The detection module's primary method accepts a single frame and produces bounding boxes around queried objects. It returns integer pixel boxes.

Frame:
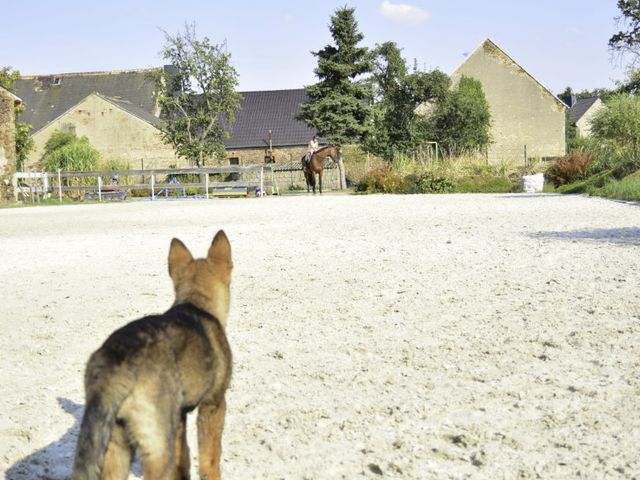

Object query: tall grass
[596,173,640,201]
[355,153,524,194]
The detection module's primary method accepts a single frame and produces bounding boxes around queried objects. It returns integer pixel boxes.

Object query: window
[51,77,61,86]
[229,157,240,165]
[264,155,275,164]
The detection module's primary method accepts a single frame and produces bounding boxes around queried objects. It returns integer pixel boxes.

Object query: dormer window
[51,77,61,86]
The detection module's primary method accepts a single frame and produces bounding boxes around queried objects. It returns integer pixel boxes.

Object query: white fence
[13,165,280,203]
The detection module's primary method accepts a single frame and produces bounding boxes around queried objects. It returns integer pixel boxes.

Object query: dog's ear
[208,230,232,268]
[168,238,193,280]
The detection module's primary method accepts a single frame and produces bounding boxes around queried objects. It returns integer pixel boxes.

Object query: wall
[225,145,308,166]
[0,89,17,201]
[0,89,16,171]
[451,40,566,164]
[576,99,604,137]
[25,94,184,171]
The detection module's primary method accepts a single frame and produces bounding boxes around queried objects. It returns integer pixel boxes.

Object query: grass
[594,173,640,201]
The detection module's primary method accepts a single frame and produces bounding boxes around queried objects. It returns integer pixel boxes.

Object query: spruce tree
[299,7,373,146]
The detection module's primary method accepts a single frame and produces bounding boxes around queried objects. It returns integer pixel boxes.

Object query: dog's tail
[71,392,121,480]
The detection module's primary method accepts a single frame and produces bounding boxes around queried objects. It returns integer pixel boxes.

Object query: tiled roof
[13,69,160,133]
[569,97,599,123]
[98,93,162,127]
[226,89,317,149]
[12,67,316,149]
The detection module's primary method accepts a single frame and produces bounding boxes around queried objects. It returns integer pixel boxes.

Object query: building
[13,69,317,171]
[569,96,604,137]
[0,86,21,201]
[225,89,317,166]
[451,38,566,164]
[13,68,181,170]
[0,86,20,170]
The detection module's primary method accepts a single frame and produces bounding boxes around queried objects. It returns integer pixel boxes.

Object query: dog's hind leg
[174,413,190,480]
[197,395,226,480]
[102,423,133,480]
[124,398,179,480]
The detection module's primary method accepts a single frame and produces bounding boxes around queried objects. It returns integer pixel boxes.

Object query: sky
[0,1,629,95]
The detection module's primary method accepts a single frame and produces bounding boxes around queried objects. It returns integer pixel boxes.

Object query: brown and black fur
[72,230,233,480]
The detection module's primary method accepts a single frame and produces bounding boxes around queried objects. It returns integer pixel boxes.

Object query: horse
[301,145,341,194]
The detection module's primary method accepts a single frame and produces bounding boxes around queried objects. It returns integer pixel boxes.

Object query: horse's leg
[318,169,323,194]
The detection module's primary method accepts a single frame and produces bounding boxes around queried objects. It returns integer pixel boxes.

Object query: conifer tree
[299,7,373,146]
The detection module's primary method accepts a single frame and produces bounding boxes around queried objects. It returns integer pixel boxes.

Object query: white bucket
[522,173,545,193]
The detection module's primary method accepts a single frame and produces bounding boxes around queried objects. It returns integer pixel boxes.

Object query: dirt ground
[1,193,639,479]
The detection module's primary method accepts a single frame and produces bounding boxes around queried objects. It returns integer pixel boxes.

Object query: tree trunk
[337,158,347,189]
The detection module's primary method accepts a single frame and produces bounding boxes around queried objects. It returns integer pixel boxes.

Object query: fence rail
[13,165,280,203]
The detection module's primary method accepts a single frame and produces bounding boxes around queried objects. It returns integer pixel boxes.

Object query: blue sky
[0,1,627,94]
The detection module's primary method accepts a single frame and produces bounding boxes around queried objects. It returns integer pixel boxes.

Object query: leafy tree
[154,24,243,167]
[0,66,20,90]
[298,7,374,146]
[610,1,640,61]
[590,94,640,153]
[430,76,491,154]
[365,42,450,160]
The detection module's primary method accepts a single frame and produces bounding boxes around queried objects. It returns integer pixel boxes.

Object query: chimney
[570,94,577,107]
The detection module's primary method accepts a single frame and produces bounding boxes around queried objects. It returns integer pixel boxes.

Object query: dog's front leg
[197,395,226,480]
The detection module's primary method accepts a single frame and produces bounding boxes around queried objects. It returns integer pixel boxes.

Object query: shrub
[43,140,100,173]
[545,152,593,187]
[591,94,640,153]
[43,131,77,158]
[356,166,404,193]
[453,174,513,193]
[596,172,640,201]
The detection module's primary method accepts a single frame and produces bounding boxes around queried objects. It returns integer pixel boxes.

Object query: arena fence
[13,165,280,203]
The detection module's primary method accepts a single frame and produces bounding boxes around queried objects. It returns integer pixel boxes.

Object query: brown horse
[301,145,341,194]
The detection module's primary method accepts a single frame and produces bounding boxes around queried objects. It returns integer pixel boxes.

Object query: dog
[72,230,233,480]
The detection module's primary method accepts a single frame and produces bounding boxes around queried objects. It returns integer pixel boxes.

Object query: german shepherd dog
[72,231,233,480]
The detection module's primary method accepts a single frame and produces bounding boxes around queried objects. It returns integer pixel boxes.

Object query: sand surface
[1,193,639,479]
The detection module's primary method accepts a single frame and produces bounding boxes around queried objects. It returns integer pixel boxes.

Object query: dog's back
[73,231,233,480]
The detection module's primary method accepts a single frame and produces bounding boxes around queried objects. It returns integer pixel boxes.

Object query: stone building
[451,38,566,164]
[225,89,317,166]
[569,97,604,137]
[0,86,21,201]
[13,68,182,170]
[13,69,317,171]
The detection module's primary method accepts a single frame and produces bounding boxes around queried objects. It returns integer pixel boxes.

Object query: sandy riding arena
[1,193,639,479]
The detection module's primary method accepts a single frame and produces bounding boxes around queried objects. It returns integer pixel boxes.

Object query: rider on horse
[304,135,319,167]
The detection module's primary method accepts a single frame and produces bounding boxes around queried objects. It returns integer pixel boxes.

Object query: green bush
[43,140,100,172]
[595,173,640,201]
[43,131,100,173]
[355,166,454,194]
[43,130,77,158]
[591,94,640,153]
[356,166,404,193]
[545,151,593,187]
[453,174,514,193]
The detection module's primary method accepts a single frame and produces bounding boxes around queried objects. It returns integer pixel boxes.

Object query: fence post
[98,175,102,202]
[151,174,155,201]
[260,166,264,196]
[205,173,209,199]
[57,169,62,203]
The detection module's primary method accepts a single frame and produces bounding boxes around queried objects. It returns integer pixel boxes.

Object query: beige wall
[576,99,604,137]
[25,93,183,171]
[451,40,566,164]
